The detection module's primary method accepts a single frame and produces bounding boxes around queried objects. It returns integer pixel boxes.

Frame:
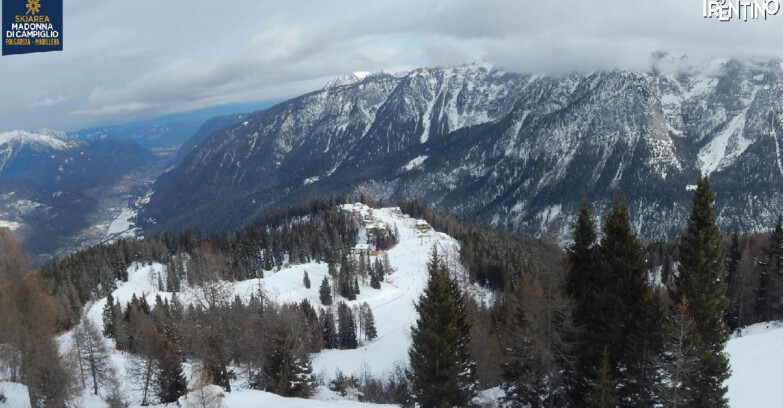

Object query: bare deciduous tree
[74,318,111,396]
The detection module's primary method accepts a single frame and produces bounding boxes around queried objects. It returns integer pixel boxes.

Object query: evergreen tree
[285,355,315,398]
[156,340,188,403]
[566,198,601,401]
[375,258,385,282]
[321,309,337,349]
[408,247,477,408]
[303,271,311,289]
[588,347,619,408]
[337,302,358,349]
[369,270,381,289]
[319,277,332,306]
[672,176,730,408]
[337,263,356,300]
[103,293,117,339]
[354,277,361,295]
[595,199,662,407]
[725,231,741,332]
[363,305,378,341]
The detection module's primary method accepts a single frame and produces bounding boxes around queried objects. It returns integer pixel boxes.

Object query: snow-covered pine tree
[303,270,311,289]
[286,355,316,398]
[408,246,477,408]
[672,176,730,408]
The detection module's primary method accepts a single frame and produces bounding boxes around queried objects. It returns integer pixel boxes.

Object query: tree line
[399,176,732,408]
[1,180,778,407]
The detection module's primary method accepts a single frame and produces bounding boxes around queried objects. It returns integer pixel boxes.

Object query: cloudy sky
[1,0,782,131]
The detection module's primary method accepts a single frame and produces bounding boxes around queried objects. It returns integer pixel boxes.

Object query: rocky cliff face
[141,58,783,241]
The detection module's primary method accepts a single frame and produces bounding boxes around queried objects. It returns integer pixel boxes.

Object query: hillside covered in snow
[2,203,781,407]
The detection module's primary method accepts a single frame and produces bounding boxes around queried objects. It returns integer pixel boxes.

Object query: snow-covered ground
[106,206,138,239]
[0,382,32,408]
[0,220,21,230]
[51,204,477,408]
[726,321,783,408]
[23,203,782,408]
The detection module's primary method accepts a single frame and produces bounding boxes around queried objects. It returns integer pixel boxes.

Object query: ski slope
[37,203,783,408]
[51,204,470,407]
[725,322,783,408]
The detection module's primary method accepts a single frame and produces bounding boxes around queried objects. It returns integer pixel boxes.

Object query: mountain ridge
[140,58,783,241]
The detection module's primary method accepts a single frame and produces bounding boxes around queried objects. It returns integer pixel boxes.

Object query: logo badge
[25,0,41,16]
[3,0,63,56]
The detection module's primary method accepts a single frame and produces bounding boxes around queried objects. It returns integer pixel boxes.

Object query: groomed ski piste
[1,203,779,407]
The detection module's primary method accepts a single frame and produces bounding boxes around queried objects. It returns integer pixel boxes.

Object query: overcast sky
[1,0,782,131]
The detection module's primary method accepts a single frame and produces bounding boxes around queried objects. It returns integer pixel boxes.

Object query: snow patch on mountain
[698,88,758,174]
[400,155,428,172]
[0,129,72,150]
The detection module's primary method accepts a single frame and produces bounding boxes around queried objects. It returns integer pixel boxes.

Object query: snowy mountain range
[140,56,783,240]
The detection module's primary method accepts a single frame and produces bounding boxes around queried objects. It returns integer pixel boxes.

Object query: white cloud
[29,95,68,107]
[1,0,782,131]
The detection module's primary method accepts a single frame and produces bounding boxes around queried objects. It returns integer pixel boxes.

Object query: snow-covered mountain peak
[323,71,372,89]
[0,129,73,150]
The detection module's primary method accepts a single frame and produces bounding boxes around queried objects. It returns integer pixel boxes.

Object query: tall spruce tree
[337,302,358,349]
[156,340,188,403]
[319,277,332,306]
[672,176,730,408]
[408,247,477,408]
[321,309,337,349]
[364,307,377,341]
[566,198,601,401]
[103,293,117,339]
[597,199,662,408]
